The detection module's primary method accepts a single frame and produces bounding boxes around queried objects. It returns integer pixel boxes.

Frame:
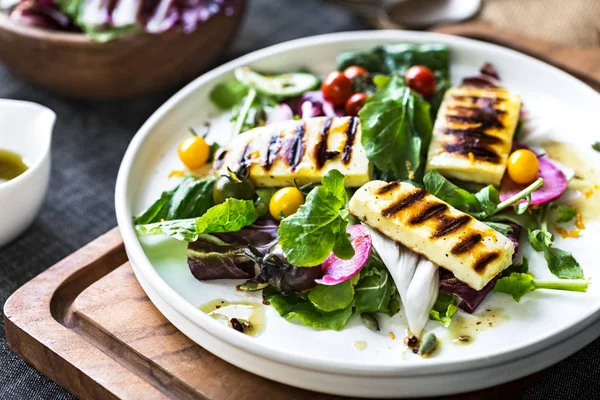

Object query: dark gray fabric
[0,0,597,398]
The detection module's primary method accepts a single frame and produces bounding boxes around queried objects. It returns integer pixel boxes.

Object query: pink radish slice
[315,225,372,285]
[500,155,567,205]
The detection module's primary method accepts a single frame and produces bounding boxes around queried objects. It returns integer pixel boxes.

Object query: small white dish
[0,100,55,247]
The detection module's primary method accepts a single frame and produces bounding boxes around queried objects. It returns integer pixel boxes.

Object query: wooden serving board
[4,228,551,399]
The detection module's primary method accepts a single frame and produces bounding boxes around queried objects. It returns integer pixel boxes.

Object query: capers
[360,313,380,332]
[419,333,438,356]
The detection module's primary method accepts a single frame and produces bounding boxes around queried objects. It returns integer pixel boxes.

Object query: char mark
[214,149,228,169]
[474,252,500,272]
[451,233,483,255]
[381,189,426,217]
[342,117,359,165]
[239,144,251,167]
[432,215,471,238]
[442,128,502,145]
[449,105,506,116]
[444,143,500,163]
[263,133,281,171]
[314,117,340,169]
[446,101,505,130]
[409,203,448,225]
[451,95,504,109]
[286,123,306,171]
[377,181,400,195]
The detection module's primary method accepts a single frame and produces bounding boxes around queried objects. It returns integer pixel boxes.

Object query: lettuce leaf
[134,176,216,224]
[278,170,353,266]
[358,76,433,182]
[264,253,399,331]
[429,292,458,327]
[136,199,260,242]
[493,272,588,302]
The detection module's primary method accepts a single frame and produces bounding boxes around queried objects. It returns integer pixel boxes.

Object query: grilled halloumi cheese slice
[426,86,522,186]
[349,180,514,290]
[213,116,371,187]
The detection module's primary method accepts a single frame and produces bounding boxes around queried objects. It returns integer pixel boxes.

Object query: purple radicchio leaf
[9,0,73,30]
[187,220,278,281]
[439,225,521,313]
[285,91,344,119]
[461,62,501,88]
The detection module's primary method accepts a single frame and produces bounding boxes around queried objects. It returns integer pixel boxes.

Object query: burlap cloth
[479,0,600,46]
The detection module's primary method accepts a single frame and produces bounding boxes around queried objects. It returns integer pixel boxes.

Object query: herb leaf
[528,229,554,251]
[209,80,249,109]
[359,77,433,182]
[136,199,260,242]
[429,291,458,327]
[278,170,354,266]
[134,176,216,224]
[592,142,600,152]
[494,272,588,301]
[308,280,356,312]
[543,246,583,279]
[553,204,577,223]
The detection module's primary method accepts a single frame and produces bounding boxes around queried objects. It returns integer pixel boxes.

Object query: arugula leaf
[494,272,588,301]
[209,80,249,109]
[359,76,433,182]
[308,280,356,312]
[429,292,458,327]
[353,252,400,316]
[528,229,554,251]
[504,256,529,275]
[474,184,501,217]
[485,211,538,231]
[136,199,260,242]
[514,194,532,215]
[553,204,577,223]
[278,170,353,267]
[543,246,583,279]
[134,176,216,224]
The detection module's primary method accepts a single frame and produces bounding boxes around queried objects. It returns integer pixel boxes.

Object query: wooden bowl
[0,2,245,99]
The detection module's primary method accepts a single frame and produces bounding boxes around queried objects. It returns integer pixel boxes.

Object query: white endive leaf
[365,225,439,337]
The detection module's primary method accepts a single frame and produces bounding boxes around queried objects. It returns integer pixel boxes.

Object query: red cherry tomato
[404,65,437,97]
[345,93,369,116]
[321,71,353,106]
[343,66,368,81]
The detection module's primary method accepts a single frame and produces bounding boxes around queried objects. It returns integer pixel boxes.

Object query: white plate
[115,31,600,397]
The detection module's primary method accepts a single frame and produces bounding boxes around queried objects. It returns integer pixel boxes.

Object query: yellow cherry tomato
[178,135,210,169]
[269,187,305,220]
[507,149,539,184]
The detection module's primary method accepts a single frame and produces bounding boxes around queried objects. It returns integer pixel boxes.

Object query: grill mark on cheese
[409,203,448,225]
[314,117,340,169]
[214,149,228,169]
[449,105,506,116]
[377,181,400,195]
[432,215,471,238]
[444,143,500,162]
[445,101,505,129]
[263,133,281,171]
[451,233,482,255]
[452,95,505,107]
[286,122,306,171]
[474,252,500,273]
[342,117,358,165]
[381,188,426,217]
[238,144,251,167]
[442,128,502,145]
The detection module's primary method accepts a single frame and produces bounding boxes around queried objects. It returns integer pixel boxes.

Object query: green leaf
[429,292,458,327]
[592,142,600,152]
[553,204,577,223]
[543,246,584,279]
[504,256,529,275]
[209,80,249,109]
[359,77,433,182]
[494,271,588,301]
[136,199,259,242]
[134,176,216,224]
[353,253,399,316]
[263,287,354,331]
[423,170,483,215]
[278,170,353,266]
[484,221,514,236]
[528,229,554,251]
[493,273,536,301]
[308,280,355,312]
[486,211,538,231]
[514,194,532,215]
[473,184,501,218]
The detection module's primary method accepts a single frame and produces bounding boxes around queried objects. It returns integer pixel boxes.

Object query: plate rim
[115,30,600,376]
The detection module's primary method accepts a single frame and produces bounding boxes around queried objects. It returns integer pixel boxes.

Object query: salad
[0,0,237,42]
[135,43,594,357]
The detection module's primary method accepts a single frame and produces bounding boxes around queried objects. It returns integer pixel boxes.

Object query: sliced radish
[315,225,371,285]
[500,155,567,205]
